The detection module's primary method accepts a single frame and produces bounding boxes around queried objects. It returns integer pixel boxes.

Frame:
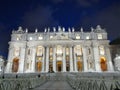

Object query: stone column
[31,46,36,72]
[24,47,29,72]
[62,47,66,72]
[93,45,101,72]
[5,46,13,73]
[46,47,49,72]
[18,46,26,73]
[42,47,45,72]
[106,47,114,71]
[70,47,73,72]
[73,47,77,72]
[82,46,88,72]
[53,46,56,72]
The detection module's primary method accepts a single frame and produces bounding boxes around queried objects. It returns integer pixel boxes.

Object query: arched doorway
[12,57,19,72]
[77,61,82,71]
[66,63,70,71]
[49,64,53,72]
[100,57,107,71]
[36,62,42,72]
[57,61,62,72]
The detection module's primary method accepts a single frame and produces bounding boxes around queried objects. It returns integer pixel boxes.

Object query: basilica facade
[5,25,114,73]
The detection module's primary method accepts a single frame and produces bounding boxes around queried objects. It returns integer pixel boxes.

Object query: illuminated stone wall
[5,25,114,73]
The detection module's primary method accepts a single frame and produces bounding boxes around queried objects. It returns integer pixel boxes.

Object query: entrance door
[77,61,82,71]
[49,64,53,72]
[37,62,42,72]
[12,58,19,72]
[66,63,70,71]
[100,57,107,71]
[57,61,62,72]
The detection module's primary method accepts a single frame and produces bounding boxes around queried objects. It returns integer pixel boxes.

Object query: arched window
[74,45,82,56]
[37,46,43,56]
[49,47,53,55]
[56,45,63,55]
[66,47,69,55]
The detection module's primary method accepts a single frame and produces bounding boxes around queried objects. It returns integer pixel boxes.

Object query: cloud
[51,0,64,4]
[22,6,59,31]
[76,0,100,7]
[50,0,99,7]
[80,3,120,40]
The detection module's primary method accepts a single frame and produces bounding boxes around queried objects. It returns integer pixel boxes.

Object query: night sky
[0,0,120,58]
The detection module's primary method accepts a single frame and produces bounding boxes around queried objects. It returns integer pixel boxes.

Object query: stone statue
[80,27,83,32]
[35,28,38,33]
[87,59,94,70]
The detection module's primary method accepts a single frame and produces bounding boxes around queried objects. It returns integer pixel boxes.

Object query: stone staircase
[67,72,120,90]
[0,72,120,90]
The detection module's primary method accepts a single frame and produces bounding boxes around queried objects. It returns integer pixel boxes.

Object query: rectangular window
[98,34,102,39]
[76,35,80,39]
[66,47,69,55]
[74,45,82,56]
[86,36,90,39]
[49,47,53,55]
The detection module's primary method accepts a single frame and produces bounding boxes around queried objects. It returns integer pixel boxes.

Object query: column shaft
[18,47,26,73]
[53,47,56,72]
[73,47,77,72]
[63,47,66,72]
[5,47,13,73]
[46,47,49,72]
[83,47,88,72]
[42,47,45,72]
[31,47,36,72]
[70,47,73,72]
[93,46,101,72]
[106,47,114,71]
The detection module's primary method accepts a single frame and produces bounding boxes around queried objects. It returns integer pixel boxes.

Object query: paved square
[33,81,73,90]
